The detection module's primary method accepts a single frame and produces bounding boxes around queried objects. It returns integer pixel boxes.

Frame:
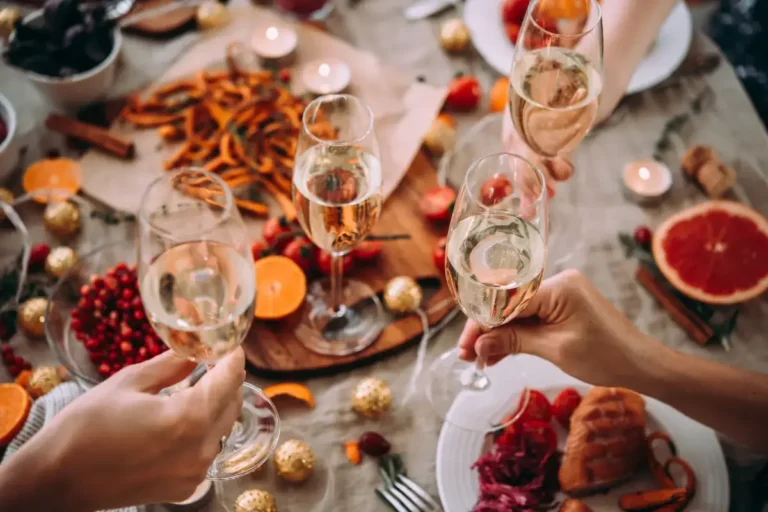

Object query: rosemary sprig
[90,209,136,225]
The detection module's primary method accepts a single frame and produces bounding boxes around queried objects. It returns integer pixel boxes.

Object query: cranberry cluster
[70,262,166,378]
[2,345,32,377]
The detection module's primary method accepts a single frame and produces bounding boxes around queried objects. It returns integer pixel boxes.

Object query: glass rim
[301,93,374,147]
[527,0,602,39]
[462,151,548,211]
[138,167,234,240]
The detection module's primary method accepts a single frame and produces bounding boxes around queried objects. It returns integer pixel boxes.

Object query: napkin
[79,6,447,214]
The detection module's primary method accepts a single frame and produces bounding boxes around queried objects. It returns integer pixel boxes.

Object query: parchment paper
[79,6,447,213]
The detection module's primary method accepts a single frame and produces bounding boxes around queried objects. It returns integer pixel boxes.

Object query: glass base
[295,278,384,356]
[426,349,530,433]
[207,383,281,480]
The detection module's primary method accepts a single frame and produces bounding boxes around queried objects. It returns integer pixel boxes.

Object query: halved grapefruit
[652,201,768,305]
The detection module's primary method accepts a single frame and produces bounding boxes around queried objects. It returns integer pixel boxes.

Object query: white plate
[436,355,730,512]
[464,0,693,95]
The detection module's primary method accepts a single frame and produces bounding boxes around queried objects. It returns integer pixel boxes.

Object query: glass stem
[329,253,344,314]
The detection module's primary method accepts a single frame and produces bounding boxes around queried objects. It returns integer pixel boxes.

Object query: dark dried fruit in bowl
[4,0,115,78]
[358,431,391,456]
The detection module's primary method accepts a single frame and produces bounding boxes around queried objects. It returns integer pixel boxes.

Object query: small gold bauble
[0,7,21,40]
[45,246,77,278]
[43,201,81,240]
[234,489,277,512]
[351,377,392,418]
[440,18,471,53]
[423,118,456,156]
[28,366,62,398]
[0,187,13,221]
[18,297,48,338]
[383,276,423,314]
[196,1,230,30]
[274,439,315,483]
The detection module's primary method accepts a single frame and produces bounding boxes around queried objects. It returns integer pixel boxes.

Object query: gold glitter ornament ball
[383,276,423,314]
[0,188,13,220]
[0,7,21,39]
[274,439,315,482]
[45,246,77,278]
[351,377,392,418]
[234,489,277,512]
[28,366,62,398]
[440,18,471,53]
[18,297,48,337]
[43,201,81,240]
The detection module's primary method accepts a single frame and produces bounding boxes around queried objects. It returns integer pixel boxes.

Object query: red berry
[358,431,391,456]
[71,319,82,331]
[112,363,122,371]
[98,363,111,376]
[115,262,128,273]
[124,357,134,366]
[633,226,653,247]
[1,345,13,354]
[121,288,134,300]
[119,274,132,287]
[148,345,161,356]
[98,289,110,301]
[3,352,15,364]
[28,243,51,270]
[117,300,129,311]
[92,277,105,290]
[108,352,118,362]
[133,310,145,321]
[14,356,25,367]
[89,352,104,363]
[85,338,100,351]
[80,285,91,297]
[93,299,104,310]
[138,347,148,358]
[278,67,291,82]
[131,297,142,309]
[8,365,20,377]
[23,361,32,370]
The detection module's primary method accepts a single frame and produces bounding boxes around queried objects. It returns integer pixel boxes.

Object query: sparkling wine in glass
[137,168,279,480]
[507,0,602,267]
[427,153,548,432]
[292,94,384,356]
[509,0,603,157]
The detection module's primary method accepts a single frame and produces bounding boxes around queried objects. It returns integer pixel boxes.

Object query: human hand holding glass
[426,152,548,432]
[136,168,279,480]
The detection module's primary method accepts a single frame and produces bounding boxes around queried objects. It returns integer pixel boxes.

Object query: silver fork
[377,468,442,512]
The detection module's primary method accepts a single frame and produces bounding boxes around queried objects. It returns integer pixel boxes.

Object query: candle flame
[639,166,650,180]
[266,26,278,40]
[318,63,331,77]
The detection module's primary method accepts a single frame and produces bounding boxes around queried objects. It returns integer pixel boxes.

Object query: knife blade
[403,0,457,21]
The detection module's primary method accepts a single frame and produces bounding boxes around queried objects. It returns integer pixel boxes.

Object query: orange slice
[263,383,316,408]
[254,256,306,320]
[0,384,31,446]
[23,158,82,204]
[538,0,589,20]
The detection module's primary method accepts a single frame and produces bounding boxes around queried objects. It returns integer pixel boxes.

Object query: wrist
[623,331,682,401]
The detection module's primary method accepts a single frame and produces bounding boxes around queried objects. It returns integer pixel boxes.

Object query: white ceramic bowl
[11,10,122,109]
[0,92,19,182]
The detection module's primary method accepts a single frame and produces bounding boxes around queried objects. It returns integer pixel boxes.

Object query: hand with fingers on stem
[0,348,246,512]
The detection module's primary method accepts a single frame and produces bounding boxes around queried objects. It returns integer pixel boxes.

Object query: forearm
[595,0,677,122]
[0,429,87,512]
[630,337,768,452]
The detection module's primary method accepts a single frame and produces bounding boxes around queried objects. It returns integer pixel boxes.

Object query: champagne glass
[426,153,548,432]
[508,0,602,266]
[292,94,384,356]
[137,168,279,480]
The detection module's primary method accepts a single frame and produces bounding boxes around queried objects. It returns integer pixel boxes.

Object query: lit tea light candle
[251,24,298,59]
[301,58,351,95]
[623,160,672,202]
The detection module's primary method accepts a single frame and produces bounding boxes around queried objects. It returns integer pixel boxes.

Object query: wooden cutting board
[243,151,458,379]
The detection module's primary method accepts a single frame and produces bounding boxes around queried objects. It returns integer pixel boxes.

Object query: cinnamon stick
[635,266,714,345]
[46,113,135,159]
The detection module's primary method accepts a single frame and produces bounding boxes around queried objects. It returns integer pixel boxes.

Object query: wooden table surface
[1,0,767,511]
